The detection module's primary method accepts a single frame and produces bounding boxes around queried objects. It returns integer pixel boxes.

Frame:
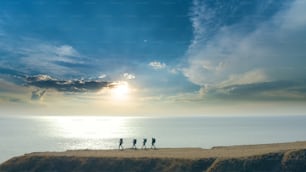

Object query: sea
[1,115,306,163]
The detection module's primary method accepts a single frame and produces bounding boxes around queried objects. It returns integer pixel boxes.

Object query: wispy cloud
[0,79,29,104]
[98,74,107,79]
[204,80,306,101]
[184,0,306,101]
[0,33,91,78]
[123,73,135,80]
[19,43,85,76]
[148,61,167,70]
[31,89,46,101]
[219,70,269,87]
[55,45,79,57]
[0,19,4,37]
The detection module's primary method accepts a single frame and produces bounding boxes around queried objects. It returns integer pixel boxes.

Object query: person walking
[151,137,156,149]
[119,138,124,150]
[142,138,147,149]
[132,139,137,149]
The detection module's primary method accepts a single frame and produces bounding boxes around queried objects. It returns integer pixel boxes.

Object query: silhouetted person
[151,137,156,149]
[119,138,124,150]
[132,139,137,149]
[142,138,147,149]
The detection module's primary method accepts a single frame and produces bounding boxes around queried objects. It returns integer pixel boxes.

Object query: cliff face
[207,149,306,172]
[0,157,215,172]
[1,149,306,172]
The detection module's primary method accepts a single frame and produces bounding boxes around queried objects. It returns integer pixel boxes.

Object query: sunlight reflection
[47,116,131,139]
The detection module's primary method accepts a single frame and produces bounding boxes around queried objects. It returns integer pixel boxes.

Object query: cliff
[1,142,306,172]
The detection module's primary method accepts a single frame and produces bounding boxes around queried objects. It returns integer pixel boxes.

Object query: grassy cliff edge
[1,142,306,172]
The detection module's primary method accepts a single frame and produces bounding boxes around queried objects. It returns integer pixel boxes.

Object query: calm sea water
[1,115,306,163]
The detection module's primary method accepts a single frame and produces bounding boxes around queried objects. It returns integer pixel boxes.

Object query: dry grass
[25,141,306,159]
[1,141,306,172]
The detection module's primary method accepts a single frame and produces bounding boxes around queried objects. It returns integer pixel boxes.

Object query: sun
[111,81,130,100]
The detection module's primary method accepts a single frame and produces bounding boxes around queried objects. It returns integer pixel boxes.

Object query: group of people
[119,138,156,150]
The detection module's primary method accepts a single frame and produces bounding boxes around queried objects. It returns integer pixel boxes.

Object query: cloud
[0,21,4,37]
[31,89,46,101]
[0,79,29,104]
[0,70,127,102]
[204,80,306,101]
[26,74,112,92]
[219,69,269,87]
[123,73,135,80]
[0,95,25,104]
[55,45,79,57]
[20,43,85,75]
[184,0,306,100]
[98,74,107,79]
[0,35,90,77]
[0,78,27,93]
[149,61,167,70]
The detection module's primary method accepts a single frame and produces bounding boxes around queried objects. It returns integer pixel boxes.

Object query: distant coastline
[1,141,306,172]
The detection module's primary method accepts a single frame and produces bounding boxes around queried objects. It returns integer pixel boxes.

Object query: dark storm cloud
[0,66,116,93]
[26,75,112,92]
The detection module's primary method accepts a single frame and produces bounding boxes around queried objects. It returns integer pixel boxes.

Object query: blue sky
[1,0,306,116]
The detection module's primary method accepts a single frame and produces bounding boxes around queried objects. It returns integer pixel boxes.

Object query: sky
[0,0,306,116]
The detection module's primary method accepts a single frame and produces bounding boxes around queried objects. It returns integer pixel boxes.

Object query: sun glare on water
[48,116,130,139]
